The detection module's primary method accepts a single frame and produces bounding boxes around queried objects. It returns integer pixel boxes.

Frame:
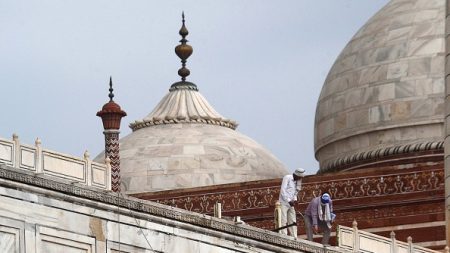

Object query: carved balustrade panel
[152,168,444,215]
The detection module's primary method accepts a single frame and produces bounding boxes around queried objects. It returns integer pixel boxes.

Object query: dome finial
[108,76,114,102]
[170,12,197,91]
[175,12,193,82]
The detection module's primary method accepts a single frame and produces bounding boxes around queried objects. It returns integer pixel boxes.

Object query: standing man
[304,192,334,245]
[278,168,305,238]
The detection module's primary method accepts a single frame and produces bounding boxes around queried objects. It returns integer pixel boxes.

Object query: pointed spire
[171,12,197,91]
[108,76,114,102]
[97,77,127,130]
[179,12,189,39]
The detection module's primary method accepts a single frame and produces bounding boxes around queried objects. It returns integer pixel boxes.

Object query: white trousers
[280,204,297,238]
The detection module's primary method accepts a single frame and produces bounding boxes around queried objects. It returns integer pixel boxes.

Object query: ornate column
[445,0,450,245]
[97,77,127,192]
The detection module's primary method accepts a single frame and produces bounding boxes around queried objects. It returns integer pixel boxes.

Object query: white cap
[294,168,305,177]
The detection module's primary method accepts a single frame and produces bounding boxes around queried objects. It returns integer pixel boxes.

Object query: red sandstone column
[97,77,127,192]
[445,0,450,246]
[103,129,121,191]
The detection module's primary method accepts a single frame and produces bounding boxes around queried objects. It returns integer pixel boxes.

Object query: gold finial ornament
[175,12,193,82]
[170,12,198,91]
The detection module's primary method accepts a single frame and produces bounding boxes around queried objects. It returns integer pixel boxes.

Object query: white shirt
[279,174,302,206]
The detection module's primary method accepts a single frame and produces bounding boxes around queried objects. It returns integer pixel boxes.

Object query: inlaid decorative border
[320,140,443,172]
[130,117,237,131]
[151,167,444,214]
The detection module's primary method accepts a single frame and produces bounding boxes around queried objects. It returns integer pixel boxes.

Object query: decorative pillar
[352,220,359,252]
[84,150,92,187]
[12,133,19,168]
[406,236,413,253]
[390,231,396,253]
[214,202,222,219]
[445,0,450,246]
[274,201,282,231]
[97,77,126,192]
[35,138,42,173]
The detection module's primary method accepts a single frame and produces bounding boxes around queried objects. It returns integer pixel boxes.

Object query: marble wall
[444,0,450,246]
[0,164,343,253]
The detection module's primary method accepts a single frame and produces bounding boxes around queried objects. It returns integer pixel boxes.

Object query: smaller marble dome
[101,14,288,194]
[119,123,287,193]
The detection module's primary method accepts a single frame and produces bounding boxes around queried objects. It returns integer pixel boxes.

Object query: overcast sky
[0,0,389,174]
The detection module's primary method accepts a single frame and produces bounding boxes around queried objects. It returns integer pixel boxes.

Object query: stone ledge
[0,164,344,253]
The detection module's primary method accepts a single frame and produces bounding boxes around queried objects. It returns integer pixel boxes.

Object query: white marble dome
[98,82,288,194]
[95,17,288,193]
[314,0,445,173]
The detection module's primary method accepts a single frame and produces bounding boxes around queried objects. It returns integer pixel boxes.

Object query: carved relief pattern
[153,168,444,215]
[156,187,280,213]
[247,200,441,243]
[337,202,445,225]
[105,132,120,192]
[301,169,444,203]
[322,141,444,171]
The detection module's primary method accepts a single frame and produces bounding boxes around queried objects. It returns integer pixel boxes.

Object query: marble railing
[0,134,110,190]
[337,221,443,253]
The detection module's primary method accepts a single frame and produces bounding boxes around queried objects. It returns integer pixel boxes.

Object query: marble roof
[130,85,238,131]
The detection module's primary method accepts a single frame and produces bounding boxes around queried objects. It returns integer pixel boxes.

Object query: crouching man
[304,192,335,245]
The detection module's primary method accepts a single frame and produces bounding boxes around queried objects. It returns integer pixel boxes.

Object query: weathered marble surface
[130,87,238,131]
[0,228,17,253]
[0,164,344,253]
[315,0,445,172]
[97,123,287,194]
[0,135,110,190]
[337,224,439,253]
[443,0,450,245]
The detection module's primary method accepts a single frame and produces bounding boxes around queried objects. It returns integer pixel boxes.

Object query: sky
[0,0,389,174]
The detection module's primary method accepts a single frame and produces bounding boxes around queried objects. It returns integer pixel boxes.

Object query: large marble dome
[97,18,288,194]
[314,0,445,173]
